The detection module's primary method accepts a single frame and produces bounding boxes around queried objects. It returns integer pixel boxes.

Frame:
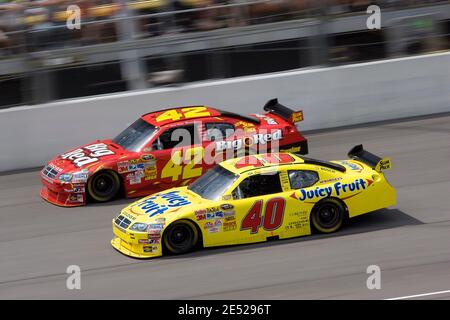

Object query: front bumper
[40,175,86,207]
[111,220,163,259]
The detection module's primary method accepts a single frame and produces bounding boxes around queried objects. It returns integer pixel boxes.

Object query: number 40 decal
[241,198,286,234]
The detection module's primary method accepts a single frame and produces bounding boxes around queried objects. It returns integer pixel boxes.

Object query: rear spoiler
[263,98,304,123]
[348,144,392,172]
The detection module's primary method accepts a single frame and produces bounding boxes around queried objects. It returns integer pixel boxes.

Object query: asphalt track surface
[1,114,450,300]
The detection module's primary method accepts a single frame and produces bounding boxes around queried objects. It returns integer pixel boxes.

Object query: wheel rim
[92,173,114,197]
[168,225,193,250]
[316,204,340,228]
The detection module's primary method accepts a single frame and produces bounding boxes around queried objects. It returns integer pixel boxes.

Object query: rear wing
[348,144,392,172]
[263,98,304,123]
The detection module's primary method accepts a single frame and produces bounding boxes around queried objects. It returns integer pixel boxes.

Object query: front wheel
[87,170,120,203]
[311,199,346,233]
[163,220,199,255]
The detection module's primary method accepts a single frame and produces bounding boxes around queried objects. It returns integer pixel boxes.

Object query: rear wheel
[163,220,199,255]
[311,199,345,233]
[87,170,120,203]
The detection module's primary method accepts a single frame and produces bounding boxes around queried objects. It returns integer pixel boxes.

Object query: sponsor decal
[49,163,63,172]
[223,221,237,231]
[147,228,162,236]
[64,184,85,193]
[135,190,191,217]
[72,171,89,183]
[127,172,142,185]
[338,160,364,173]
[285,220,305,230]
[194,207,220,214]
[280,172,290,191]
[155,217,166,223]
[141,154,156,162]
[254,114,278,125]
[196,207,224,220]
[203,222,214,229]
[319,166,336,173]
[224,215,236,222]
[68,194,83,203]
[289,210,308,217]
[148,233,161,240]
[148,223,164,230]
[141,235,161,244]
[117,161,129,173]
[215,130,282,152]
[234,121,256,133]
[118,158,156,174]
[206,211,224,220]
[298,179,372,202]
[377,159,391,171]
[207,227,220,234]
[142,234,161,244]
[220,204,234,211]
[143,246,153,253]
[223,210,235,217]
[128,159,144,164]
[291,111,304,123]
[195,212,206,221]
[319,177,343,184]
[122,212,136,221]
[61,143,114,167]
[144,165,157,181]
[128,163,145,172]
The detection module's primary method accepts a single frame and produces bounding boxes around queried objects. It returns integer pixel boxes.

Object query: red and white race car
[40,99,308,206]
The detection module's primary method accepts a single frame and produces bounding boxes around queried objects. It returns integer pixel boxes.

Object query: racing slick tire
[311,198,346,234]
[87,170,121,203]
[163,220,199,255]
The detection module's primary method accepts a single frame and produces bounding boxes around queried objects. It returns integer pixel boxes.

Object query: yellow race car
[111,145,396,258]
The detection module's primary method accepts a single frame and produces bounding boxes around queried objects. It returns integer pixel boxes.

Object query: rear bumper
[111,220,162,259]
[281,139,308,155]
[40,176,86,207]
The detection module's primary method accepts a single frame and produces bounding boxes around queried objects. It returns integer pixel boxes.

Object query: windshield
[113,119,157,152]
[188,165,238,200]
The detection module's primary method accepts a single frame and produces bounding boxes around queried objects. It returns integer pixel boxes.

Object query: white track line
[385,290,450,300]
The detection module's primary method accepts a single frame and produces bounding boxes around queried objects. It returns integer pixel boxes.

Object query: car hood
[47,140,126,173]
[122,187,210,222]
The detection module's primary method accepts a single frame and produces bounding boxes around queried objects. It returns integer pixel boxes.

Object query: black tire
[311,198,346,234]
[163,220,199,255]
[87,170,120,203]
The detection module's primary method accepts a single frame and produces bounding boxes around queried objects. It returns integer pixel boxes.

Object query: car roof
[141,106,260,127]
[220,153,347,175]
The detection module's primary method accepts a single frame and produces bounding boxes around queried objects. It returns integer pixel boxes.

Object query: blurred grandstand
[1,0,450,107]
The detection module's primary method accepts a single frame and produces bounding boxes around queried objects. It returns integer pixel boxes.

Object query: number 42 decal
[161,147,204,181]
[156,107,211,123]
[241,198,286,234]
